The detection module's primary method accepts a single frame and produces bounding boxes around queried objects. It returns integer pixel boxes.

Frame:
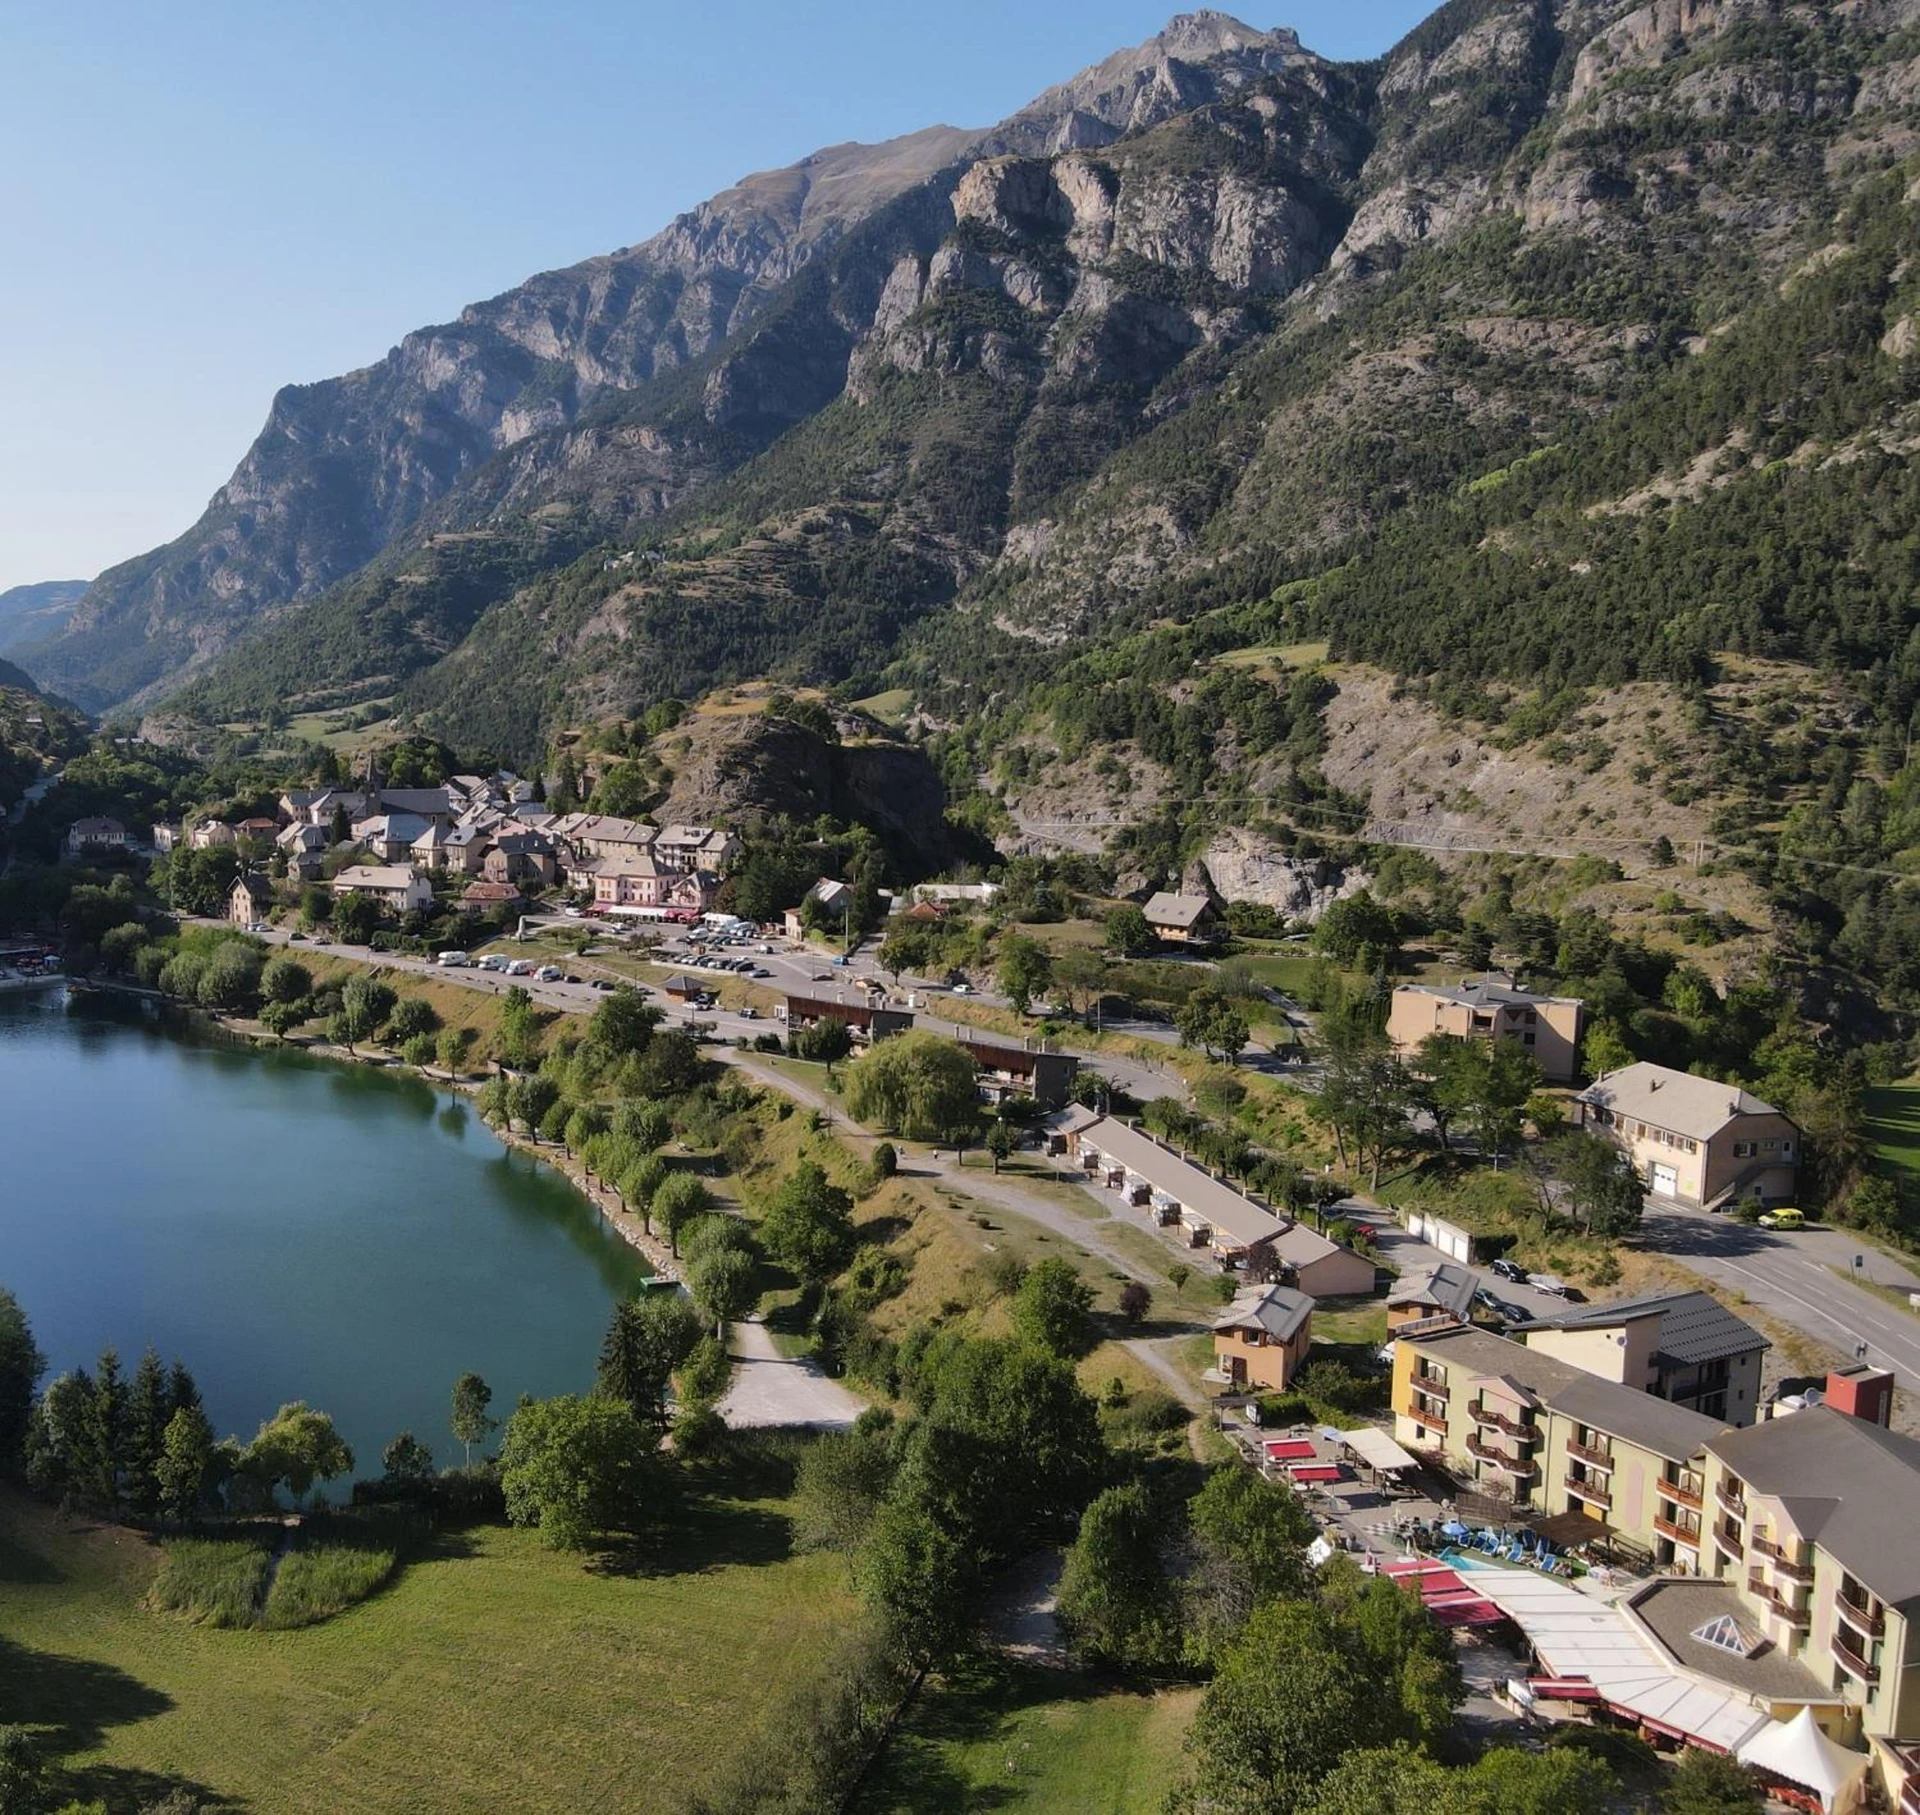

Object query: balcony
[1838,1594,1887,1641]
[1752,1535,1815,1584]
[1831,1628,1881,1685]
[1565,1474,1613,1510]
[1901,1778,1920,1815]
[1412,1373,1450,1401]
[1468,1433,1537,1476]
[1746,1571,1812,1630]
[1716,1481,1747,1518]
[1566,1437,1615,1471]
[1471,1401,1533,1439]
[1712,1525,1745,1561]
[1407,1405,1448,1436]
[1654,1514,1702,1548]
[1658,1477,1704,1510]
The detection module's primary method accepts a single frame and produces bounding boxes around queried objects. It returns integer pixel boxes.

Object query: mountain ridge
[25,10,1322,712]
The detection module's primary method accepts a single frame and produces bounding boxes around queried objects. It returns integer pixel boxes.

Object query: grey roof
[1387,1262,1477,1319]
[1398,976,1582,1010]
[1068,1115,1285,1251]
[1141,891,1213,929]
[375,788,452,816]
[1214,1282,1312,1343]
[1399,1323,1725,1461]
[1548,1373,1726,1463]
[1707,1406,1920,1612]
[1580,1062,1789,1141]
[1516,1290,1768,1371]
[1628,1580,1840,1703]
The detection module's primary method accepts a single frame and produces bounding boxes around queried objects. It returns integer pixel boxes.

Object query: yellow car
[1757,1207,1805,1230]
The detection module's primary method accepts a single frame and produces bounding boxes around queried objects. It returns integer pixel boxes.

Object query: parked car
[590,979,615,991]
[740,1007,760,1020]
[1488,1258,1527,1283]
[1758,1207,1806,1230]
[753,968,772,979]
[1474,1289,1525,1322]
[535,966,562,981]
[563,907,583,918]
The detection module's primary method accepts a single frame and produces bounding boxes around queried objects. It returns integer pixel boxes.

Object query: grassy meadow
[0,1484,855,1814]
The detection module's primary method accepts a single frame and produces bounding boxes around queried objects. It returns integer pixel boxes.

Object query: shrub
[150,1537,272,1627]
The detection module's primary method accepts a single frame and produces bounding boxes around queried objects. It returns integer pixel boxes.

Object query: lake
[0,989,650,1484]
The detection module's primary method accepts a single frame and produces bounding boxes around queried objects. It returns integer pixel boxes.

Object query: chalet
[330,865,433,914]
[234,816,279,845]
[1141,891,1219,944]
[1212,1282,1314,1392]
[188,819,236,850]
[228,871,275,928]
[1578,1062,1799,1211]
[65,816,128,857]
[1386,1261,1478,1330]
[782,989,914,1042]
[1388,977,1587,1086]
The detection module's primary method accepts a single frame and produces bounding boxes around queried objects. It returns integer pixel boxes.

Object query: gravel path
[717,1316,866,1430]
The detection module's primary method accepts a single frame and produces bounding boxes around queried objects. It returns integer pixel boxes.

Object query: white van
[478,954,510,973]
[507,959,536,977]
[436,951,471,968]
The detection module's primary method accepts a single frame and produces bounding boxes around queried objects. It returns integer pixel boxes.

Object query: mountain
[26,11,1322,711]
[0,580,87,666]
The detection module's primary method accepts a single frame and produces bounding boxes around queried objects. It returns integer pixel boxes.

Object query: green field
[1866,1079,1920,1177]
[0,1485,853,1814]
[858,1662,1198,1814]
[850,686,913,725]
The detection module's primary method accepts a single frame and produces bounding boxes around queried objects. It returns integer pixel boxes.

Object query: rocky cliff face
[30,11,1333,711]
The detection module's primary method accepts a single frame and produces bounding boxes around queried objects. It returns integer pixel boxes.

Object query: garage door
[1651,1163,1678,1197]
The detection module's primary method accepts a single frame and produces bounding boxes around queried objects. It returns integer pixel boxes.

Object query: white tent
[1736,1707,1869,1812]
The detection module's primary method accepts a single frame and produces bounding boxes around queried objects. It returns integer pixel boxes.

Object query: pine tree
[125,1346,171,1521]
[81,1347,127,1514]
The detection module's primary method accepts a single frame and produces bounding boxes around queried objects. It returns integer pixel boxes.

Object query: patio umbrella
[1440,1520,1468,1538]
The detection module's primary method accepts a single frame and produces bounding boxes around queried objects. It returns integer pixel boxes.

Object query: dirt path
[1122,1332,1209,1410]
[717,1316,866,1430]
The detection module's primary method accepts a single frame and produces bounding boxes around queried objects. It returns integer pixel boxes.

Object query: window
[1782,1141,1793,1155]
[1734,1141,1754,1158]
[1686,1139,1698,1154]
[1524,1009,1537,1025]
[1523,1031,1536,1045]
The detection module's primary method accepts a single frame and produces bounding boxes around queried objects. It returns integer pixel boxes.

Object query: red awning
[1263,1439,1316,1460]
[1528,1677,1602,1702]
[1289,1464,1346,1483]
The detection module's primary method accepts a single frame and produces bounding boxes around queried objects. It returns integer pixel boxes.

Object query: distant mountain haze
[0,581,88,671]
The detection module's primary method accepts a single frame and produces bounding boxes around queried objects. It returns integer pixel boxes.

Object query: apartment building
[1578,1062,1799,1210]
[1391,1322,1725,1564]
[1517,1290,1769,1426]
[1699,1369,1920,1752]
[1388,977,1586,1085]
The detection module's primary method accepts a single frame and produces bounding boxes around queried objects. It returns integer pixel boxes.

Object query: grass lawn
[850,686,913,725]
[1866,1080,1920,1179]
[0,1485,854,1815]
[1307,1296,1389,1347]
[858,1661,1198,1814]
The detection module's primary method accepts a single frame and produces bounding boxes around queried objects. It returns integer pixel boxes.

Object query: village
[38,779,1920,1813]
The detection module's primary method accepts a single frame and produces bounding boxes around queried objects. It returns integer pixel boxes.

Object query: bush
[261,1528,401,1628]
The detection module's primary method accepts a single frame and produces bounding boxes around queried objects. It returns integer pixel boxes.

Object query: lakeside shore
[62,976,683,1284]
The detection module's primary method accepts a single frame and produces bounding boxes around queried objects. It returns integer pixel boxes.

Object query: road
[1638,1201,1920,1391]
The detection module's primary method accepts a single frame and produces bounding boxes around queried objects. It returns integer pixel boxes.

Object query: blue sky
[0,1,1433,593]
